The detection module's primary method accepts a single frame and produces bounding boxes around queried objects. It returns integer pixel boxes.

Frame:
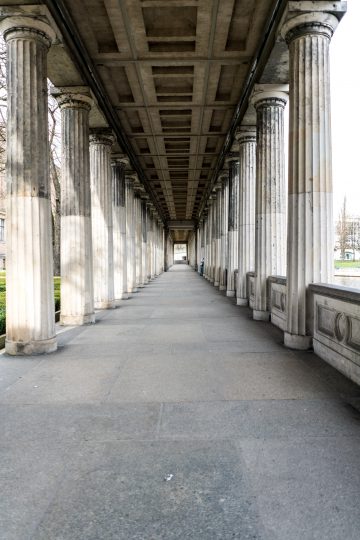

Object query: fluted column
[236,126,257,306]
[1,17,57,355]
[126,174,137,293]
[133,189,142,288]
[281,9,344,349]
[53,88,95,325]
[146,202,153,279]
[251,85,288,320]
[112,156,128,303]
[219,171,229,291]
[209,196,215,283]
[226,154,240,297]
[90,129,115,309]
[141,197,148,285]
[213,184,222,287]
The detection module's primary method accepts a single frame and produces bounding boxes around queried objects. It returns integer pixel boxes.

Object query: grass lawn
[0,275,61,334]
[334,260,360,269]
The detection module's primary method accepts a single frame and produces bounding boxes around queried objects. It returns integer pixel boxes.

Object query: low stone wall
[268,276,287,331]
[309,284,360,386]
[247,272,255,309]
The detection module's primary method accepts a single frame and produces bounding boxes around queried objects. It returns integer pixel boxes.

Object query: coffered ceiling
[60,0,277,223]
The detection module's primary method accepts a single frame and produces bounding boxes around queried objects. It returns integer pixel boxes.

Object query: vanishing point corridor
[1,265,360,540]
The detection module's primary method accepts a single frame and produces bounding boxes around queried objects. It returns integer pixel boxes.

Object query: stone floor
[1,265,360,540]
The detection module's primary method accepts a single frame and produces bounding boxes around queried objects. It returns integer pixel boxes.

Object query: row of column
[198,6,341,349]
[0,15,165,355]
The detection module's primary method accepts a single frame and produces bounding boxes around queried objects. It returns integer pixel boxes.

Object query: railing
[247,271,255,309]
[268,276,287,330]
[309,283,360,385]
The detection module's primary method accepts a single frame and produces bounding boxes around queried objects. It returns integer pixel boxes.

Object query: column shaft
[112,160,128,303]
[226,158,240,297]
[2,19,56,354]
[252,88,288,320]
[282,12,340,348]
[237,128,256,306]
[56,91,95,325]
[90,130,115,309]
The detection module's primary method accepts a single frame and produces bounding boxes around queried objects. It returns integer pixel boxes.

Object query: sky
[331,0,360,218]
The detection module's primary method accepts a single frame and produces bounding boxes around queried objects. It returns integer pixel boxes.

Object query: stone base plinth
[60,313,95,326]
[219,285,226,291]
[121,292,129,300]
[237,298,248,306]
[253,309,270,321]
[6,336,57,356]
[284,332,312,350]
[214,281,219,287]
[226,290,235,297]
[95,300,116,309]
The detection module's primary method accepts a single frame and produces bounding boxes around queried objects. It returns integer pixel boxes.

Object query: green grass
[0,275,61,334]
[334,260,360,269]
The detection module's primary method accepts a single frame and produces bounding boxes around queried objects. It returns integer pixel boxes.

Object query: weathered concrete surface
[1,265,360,539]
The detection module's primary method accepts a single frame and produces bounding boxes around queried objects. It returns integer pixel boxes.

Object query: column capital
[0,15,56,46]
[51,86,93,111]
[281,12,339,43]
[218,169,229,184]
[111,154,130,168]
[250,84,289,109]
[224,152,239,168]
[89,128,115,147]
[235,125,256,144]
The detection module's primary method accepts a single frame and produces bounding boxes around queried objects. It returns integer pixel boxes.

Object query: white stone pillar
[219,171,229,291]
[281,9,343,349]
[236,126,257,306]
[90,129,115,309]
[0,17,57,355]
[112,156,128,303]
[213,183,222,287]
[126,174,137,293]
[251,85,288,320]
[226,153,240,297]
[209,196,215,283]
[141,197,148,285]
[146,202,152,279]
[53,88,95,325]
[134,189,142,288]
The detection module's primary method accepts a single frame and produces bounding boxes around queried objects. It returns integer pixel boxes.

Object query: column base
[284,332,312,350]
[219,285,226,291]
[253,309,270,321]
[6,336,57,356]
[226,290,235,297]
[95,300,116,309]
[60,313,95,325]
[236,298,248,307]
[214,281,219,287]
[121,292,130,300]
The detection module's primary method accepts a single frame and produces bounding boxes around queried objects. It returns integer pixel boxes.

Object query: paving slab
[1,265,360,539]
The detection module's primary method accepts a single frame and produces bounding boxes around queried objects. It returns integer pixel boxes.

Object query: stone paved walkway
[1,265,360,540]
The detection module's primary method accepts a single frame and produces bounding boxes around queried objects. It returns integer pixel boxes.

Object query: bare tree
[336,197,350,260]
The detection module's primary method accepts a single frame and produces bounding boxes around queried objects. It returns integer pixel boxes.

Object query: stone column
[219,171,229,291]
[112,156,128,303]
[251,85,288,320]
[226,153,240,297]
[134,189,142,288]
[0,17,57,354]
[90,129,115,309]
[141,197,148,285]
[209,196,215,283]
[281,9,344,349]
[213,184,222,287]
[236,126,257,306]
[146,202,153,279]
[126,174,137,293]
[52,87,95,325]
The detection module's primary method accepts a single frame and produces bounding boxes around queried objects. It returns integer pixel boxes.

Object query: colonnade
[194,5,343,350]
[0,14,165,355]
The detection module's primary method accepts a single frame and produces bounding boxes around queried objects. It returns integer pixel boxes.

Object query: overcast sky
[331,0,359,218]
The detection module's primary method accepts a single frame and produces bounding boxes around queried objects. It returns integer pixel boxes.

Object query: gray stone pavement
[1,264,360,540]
